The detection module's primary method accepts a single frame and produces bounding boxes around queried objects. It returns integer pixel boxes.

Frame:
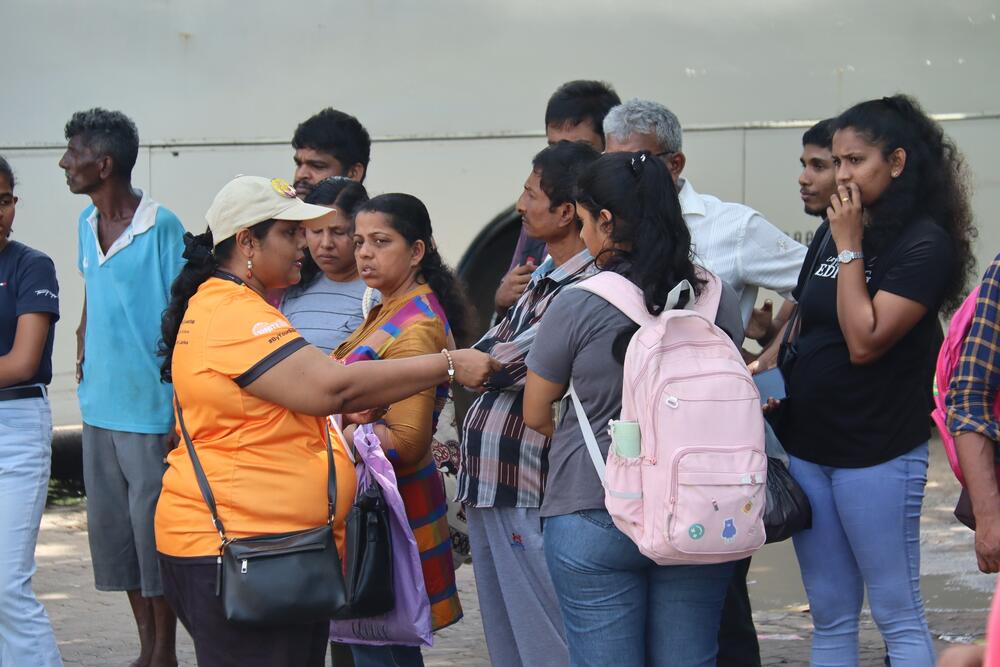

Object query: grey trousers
[466,506,568,667]
[82,424,168,597]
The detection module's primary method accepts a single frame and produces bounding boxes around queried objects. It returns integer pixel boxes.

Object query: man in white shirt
[604,99,807,328]
[604,98,807,667]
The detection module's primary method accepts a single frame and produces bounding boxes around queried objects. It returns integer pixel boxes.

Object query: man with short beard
[292,108,371,197]
[458,141,601,667]
[752,118,838,367]
[493,80,620,317]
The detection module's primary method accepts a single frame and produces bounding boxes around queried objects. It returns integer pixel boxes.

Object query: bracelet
[440,349,456,384]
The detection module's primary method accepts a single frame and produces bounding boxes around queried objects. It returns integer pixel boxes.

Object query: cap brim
[274,200,335,222]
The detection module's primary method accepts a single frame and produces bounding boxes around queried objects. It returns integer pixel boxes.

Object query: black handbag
[335,479,395,619]
[763,456,813,543]
[175,401,348,626]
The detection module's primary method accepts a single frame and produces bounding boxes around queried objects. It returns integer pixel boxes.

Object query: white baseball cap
[205,176,332,244]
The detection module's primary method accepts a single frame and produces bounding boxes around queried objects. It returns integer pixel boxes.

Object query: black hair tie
[182,232,214,264]
[629,152,649,178]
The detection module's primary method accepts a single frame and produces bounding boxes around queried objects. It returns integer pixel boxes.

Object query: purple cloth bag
[329,424,433,647]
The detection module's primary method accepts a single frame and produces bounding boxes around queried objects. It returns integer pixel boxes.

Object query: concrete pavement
[33,439,996,666]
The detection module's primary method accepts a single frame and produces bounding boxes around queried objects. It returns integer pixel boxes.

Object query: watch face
[838,250,861,263]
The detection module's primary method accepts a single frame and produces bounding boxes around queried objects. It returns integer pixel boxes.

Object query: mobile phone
[753,367,787,405]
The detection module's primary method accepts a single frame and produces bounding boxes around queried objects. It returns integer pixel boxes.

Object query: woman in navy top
[0,155,63,665]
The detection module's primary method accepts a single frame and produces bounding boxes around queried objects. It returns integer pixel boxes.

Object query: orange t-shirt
[155,275,356,558]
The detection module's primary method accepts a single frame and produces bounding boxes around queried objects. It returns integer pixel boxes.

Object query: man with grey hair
[605,99,806,667]
[604,99,806,328]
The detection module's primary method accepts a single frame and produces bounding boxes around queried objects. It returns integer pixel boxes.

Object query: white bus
[4,0,999,428]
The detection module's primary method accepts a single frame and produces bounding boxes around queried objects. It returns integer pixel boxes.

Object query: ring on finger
[841,195,850,202]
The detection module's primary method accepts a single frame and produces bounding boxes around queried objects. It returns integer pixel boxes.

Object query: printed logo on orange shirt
[252,319,290,336]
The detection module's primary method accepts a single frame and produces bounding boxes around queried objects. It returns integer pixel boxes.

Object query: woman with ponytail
[522,152,745,666]
[780,95,975,666]
[334,193,471,667]
[155,177,495,667]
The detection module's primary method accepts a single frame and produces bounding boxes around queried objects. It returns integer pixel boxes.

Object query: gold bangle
[440,349,456,383]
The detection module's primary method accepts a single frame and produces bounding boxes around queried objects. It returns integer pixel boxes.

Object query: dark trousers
[160,557,328,667]
[331,641,356,667]
[716,557,761,667]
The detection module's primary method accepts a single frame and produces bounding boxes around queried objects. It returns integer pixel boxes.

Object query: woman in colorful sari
[336,193,471,667]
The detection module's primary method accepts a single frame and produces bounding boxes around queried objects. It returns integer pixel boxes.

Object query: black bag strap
[174,398,337,546]
[781,225,833,351]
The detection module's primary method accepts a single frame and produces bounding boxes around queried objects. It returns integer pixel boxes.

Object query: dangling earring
[246,258,254,280]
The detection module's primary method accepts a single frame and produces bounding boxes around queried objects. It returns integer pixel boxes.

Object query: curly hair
[64,108,140,178]
[833,95,975,310]
[159,223,276,383]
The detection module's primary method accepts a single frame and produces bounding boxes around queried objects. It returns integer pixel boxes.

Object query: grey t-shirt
[526,281,744,518]
[280,275,370,355]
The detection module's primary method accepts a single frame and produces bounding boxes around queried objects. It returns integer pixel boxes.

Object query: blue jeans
[351,644,423,667]
[789,444,934,667]
[543,509,734,667]
[0,395,63,666]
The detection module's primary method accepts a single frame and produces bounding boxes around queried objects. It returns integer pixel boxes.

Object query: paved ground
[34,441,997,665]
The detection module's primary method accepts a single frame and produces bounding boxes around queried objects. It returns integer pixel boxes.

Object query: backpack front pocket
[665,446,766,556]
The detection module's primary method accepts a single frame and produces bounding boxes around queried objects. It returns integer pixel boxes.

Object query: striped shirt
[279,275,369,354]
[680,178,807,326]
[457,248,596,508]
[947,254,1000,443]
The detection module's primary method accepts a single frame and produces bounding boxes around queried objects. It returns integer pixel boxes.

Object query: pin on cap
[205,175,333,245]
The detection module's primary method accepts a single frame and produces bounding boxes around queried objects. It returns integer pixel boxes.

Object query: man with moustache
[292,108,371,196]
[494,80,620,317]
[458,141,601,667]
[752,118,839,367]
[61,108,184,667]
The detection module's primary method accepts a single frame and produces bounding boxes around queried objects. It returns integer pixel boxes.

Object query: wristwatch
[837,249,864,265]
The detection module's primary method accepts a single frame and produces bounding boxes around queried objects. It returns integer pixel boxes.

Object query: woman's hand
[827,182,864,252]
[450,349,501,389]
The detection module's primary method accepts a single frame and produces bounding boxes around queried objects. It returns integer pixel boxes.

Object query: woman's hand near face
[827,182,864,252]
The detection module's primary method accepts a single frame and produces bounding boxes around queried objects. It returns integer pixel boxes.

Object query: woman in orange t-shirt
[155,176,496,667]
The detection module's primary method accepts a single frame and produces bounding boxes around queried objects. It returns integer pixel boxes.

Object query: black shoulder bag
[175,400,348,626]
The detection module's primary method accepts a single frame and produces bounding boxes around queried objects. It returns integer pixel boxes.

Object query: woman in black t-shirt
[0,156,63,665]
[783,96,975,666]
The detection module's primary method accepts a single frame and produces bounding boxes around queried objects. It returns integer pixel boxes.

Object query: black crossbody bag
[777,226,833,378]
[175,401,348,626]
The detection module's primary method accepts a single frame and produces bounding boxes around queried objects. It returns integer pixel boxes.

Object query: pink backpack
[567,271,767,565]
[931,286,1000,486]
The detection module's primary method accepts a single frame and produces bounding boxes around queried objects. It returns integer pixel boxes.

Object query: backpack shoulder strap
[575,271,693,326]
[574,272,653,326]
[688,269,722,320]
[565,382,606,484]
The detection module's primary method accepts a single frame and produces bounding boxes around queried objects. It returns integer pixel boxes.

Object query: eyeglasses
[654,150,676,159]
